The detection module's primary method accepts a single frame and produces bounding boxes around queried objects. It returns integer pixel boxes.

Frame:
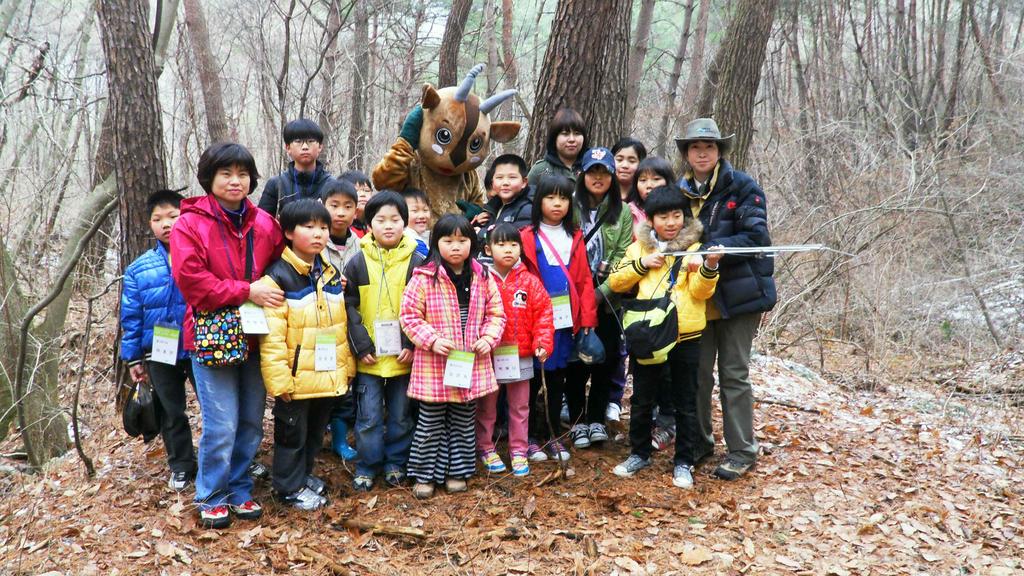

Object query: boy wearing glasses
[259,118,333,217]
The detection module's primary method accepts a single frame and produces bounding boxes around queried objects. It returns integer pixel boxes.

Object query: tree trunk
[655,0,695,157]
[183,0,229,143]
[367,10,379,151]
[968,0,1007,106]
[98,0,169,265]
[484,0,499,94]
[695,0,779,171]
[401,2,427,111]
[681,0,711,111]
[501,0,519,88]
[152,0,181,74]
[84,0,177,280]
[317,0,344,166]
[1,177,118,463]
[347,0,370,170]
[276,0,298,136]
[624,0,656,131]
[438,0,474,86]
[0,235,27,444]
[785,0,819,193]
[527,0,632,163]
[940,0,971,142]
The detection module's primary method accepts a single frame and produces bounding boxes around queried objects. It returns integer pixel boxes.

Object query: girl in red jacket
[476,224,555,477]
[519,174,597,462]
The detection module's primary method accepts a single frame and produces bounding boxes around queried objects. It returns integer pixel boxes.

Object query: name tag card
[518,355,535,381]
[239,302,270,334]
[551,293,573,330]
[443,350,475,389]
[151,323,180,365]
[314,332,337,372]
[493,345,521,380]
[374,320,403,356]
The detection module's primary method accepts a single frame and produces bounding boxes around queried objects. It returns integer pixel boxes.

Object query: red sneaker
[228,500,263,520]
[199,505,230,529]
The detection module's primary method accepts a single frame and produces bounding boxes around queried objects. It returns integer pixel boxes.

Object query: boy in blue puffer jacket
[120,189,195,491]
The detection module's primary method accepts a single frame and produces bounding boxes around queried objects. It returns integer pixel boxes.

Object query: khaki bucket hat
[674,118,734,155]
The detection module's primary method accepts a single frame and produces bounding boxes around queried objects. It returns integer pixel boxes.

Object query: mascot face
[418,65,521,177]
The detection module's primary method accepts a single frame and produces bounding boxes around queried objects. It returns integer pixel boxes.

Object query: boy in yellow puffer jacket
[607,186,721,489]
[259,199,355,511]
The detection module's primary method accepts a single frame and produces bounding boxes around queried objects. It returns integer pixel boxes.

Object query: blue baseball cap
[580,147,616,174]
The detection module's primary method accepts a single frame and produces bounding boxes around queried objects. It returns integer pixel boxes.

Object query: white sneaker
[588,422,609,443]
[167,471,189,491]
[612,454,651,478]
[606,403,621,422]
[673,464,694,489]
[570,424,591,448]
[280,486,326,511]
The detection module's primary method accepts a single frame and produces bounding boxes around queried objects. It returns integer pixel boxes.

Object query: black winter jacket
[480,185,534,236]
[258,161,332,217]
[681,160,776,318]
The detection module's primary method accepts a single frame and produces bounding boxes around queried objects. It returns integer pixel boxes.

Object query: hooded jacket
[257,161,332,217]
[120,241,189,363]
[399,260,506,403]
[170,194,284,351]
[680,160,776,318]
[519,226,597,332]
[482,185,534,230]
[608,221,719,341]
[477,185,535,247]
[258,247,355,399]
[343,230,425,377]
[573,195,635,299]
[527,152,578,184]
[528,131,583,183]
[322,229,362,273]
[489,261,555,357]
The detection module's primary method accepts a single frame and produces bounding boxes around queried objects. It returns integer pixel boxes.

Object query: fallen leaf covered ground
[1,342,1021,575]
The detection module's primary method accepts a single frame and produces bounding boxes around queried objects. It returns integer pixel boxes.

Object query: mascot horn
[372,64,520,220]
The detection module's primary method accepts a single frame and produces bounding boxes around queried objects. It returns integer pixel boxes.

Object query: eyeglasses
[291,138,320,147]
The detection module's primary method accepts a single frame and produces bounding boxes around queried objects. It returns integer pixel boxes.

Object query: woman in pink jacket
[170,142,284,529]
[399,214,506,499]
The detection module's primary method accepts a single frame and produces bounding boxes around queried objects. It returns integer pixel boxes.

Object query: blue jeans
[192,352,265,510]
[354,373,412,478]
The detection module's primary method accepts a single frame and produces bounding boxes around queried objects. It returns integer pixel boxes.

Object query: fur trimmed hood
[636,219,703,253]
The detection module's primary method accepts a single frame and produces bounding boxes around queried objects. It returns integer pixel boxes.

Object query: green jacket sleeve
[598,207,636,298]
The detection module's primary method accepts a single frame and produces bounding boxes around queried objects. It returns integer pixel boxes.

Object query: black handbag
[574,327,606,365]
[620,258,685,365]
[123,379,161,442]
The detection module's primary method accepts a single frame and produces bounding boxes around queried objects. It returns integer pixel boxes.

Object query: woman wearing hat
[563,147,634,450]
[675,118,776,481]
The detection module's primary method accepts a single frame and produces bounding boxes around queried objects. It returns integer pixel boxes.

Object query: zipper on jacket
[292,344,302,376]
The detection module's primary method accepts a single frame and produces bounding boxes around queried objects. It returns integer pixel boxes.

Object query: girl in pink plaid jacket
[400,214,506,499]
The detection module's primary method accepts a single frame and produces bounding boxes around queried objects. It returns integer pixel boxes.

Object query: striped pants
[408,401,477,484]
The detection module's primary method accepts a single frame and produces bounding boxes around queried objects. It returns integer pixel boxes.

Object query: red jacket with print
[489,261,555,357]
[170,194,284,350]
[519,226,597,332]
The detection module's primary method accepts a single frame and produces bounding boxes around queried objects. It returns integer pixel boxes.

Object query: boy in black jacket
[259,119,332,217]
[477,154,534,244]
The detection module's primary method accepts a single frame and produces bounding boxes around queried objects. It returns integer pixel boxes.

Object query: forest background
[0,0,1021,573]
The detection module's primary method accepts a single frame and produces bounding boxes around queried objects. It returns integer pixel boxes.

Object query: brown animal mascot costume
[373,64,520,220]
